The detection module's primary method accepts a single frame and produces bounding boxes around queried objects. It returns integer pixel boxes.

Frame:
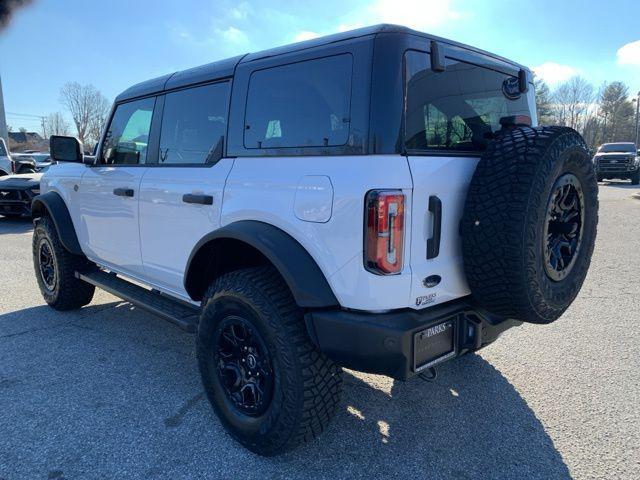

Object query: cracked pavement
[1,182,639,479]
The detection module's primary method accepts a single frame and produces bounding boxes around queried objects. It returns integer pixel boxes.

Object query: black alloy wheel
[214,316,274,416]
[38,237,57,291]
[543,173,585,282]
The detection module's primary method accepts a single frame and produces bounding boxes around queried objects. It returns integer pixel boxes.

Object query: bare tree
[552,76,594,131]
[60,82,109,145]
[43,112,71,138]
[87,95,110,147]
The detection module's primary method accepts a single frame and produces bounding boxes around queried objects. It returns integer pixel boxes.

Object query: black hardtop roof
[115,24,529,103]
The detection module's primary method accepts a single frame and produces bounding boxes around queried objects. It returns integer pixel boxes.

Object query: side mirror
[50,135,84,163]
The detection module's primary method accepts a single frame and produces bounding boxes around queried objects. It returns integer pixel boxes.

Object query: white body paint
[42,153,476,311]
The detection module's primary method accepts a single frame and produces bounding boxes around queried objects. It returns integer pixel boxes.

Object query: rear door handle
[427,195,442,259]
[182,193,213,205]
[113,188,134,197]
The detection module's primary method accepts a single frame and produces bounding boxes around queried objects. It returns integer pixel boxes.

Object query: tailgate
[407,155,478,309]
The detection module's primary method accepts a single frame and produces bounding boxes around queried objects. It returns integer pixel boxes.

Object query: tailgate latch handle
[427,195,442,259]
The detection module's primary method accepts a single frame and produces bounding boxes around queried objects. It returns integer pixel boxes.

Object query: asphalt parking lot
[1,182,639,480]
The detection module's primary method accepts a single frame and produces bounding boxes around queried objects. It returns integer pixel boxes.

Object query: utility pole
[40,115,47,139]
[635,91,640,148]
[0,74,8,148]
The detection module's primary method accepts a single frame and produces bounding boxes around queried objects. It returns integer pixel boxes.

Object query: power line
[6,111,45,119]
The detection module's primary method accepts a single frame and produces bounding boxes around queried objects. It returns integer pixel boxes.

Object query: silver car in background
[0,138,38,175]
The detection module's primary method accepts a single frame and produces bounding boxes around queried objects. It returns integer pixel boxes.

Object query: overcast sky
[1,0,639,131]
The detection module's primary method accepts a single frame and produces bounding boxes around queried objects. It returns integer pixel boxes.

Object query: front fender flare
[31,192,83,255]
[185,221,339,308]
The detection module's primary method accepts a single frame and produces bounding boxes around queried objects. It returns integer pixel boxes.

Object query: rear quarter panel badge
[416,293,437,307]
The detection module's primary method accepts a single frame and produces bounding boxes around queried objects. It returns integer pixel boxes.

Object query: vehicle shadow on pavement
[0,216,33,234]
[280,357,572,479]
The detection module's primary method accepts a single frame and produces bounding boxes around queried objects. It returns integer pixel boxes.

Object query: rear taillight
[10,160,16,173]
[364,190,405,275]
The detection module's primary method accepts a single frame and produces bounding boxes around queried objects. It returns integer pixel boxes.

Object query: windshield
[598,143,636,153]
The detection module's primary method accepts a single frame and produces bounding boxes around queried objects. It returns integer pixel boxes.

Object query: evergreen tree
[534,75,554,125]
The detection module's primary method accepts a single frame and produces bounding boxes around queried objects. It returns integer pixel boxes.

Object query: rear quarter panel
[221,155,414,311]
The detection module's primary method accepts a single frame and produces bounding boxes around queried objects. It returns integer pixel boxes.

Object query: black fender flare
[184,220,339,308]
[31,192,83,255]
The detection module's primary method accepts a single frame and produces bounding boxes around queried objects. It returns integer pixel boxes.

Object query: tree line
[535,76,638,149]
[39,82,110,150]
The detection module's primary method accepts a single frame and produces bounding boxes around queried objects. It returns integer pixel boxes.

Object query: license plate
[413,318,456,372]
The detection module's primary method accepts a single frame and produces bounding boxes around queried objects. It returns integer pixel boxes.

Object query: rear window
[0,140,7,156]
[404,50,533,153]
[244,54,352,149]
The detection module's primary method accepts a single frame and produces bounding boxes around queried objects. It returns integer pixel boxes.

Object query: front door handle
[182,193,213,205]
[113,188,134,197]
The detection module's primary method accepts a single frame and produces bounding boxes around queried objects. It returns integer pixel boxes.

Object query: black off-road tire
[32,216,95,310]
[631,171,640,185]
[461,126,598,324]
[197,266,342,456]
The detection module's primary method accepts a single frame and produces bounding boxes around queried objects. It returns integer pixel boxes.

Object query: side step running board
[76,270,200,332]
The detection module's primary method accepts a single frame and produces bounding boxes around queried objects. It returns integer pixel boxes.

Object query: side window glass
[159,82,230,165]
[244,54,353,149]
[101,97,155,164]
[0,140,7,156]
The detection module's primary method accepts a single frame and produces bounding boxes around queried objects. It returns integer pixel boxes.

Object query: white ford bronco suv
[32,25,598,455]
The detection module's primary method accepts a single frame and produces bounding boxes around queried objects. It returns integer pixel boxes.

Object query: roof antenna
[430,41,446,72]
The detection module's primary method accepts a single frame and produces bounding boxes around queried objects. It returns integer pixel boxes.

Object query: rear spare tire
[461,126,598,324]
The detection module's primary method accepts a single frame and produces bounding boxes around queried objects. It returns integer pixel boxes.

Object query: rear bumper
[305,299,521,380]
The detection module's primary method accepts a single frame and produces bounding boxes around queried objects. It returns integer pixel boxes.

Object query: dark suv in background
[593,142,640,184]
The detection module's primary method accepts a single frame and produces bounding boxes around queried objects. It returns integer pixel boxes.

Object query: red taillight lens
[11,160,16,173]
[364,190,405,274]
